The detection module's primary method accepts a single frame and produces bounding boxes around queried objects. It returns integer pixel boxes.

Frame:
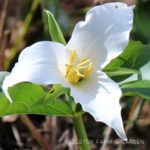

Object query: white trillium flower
[2,2,134,140]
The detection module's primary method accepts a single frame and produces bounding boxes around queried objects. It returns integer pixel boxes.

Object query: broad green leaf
[120,80,150,100]
[32,84,70,106]
[44,10,67,45]
[103,67,140,77]
[105,41,150,82]
[0,71,9,92]
[0,82,73,117]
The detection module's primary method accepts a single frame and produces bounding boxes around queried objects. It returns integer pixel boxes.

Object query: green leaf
[0,82,73,117]
[32,84,70,106]
[0,71,9,92]
[103,67,140,77]
[105,41,150,82]
[44,10,67,45]
[42,0,70,35]
[132,0,150,44]
[120,80,150,100]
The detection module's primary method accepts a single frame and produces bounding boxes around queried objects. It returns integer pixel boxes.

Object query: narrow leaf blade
[120,80,150,100]
[44,10,67,45]
[103,67,140,77]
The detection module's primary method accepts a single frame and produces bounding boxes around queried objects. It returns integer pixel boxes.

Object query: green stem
[5,0,41,69]
[72,115,91,150]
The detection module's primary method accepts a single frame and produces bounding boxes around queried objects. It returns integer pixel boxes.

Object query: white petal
[2,41,67,102]
[69,71,127,140]
[66,2,134,68]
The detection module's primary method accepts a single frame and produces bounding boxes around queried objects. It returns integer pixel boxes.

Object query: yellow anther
[69,50,76,64]
[65,65,71,77]
[65,50,93,84]
[80,58,87,63]
[84,66,93,77]
[78,59,91,67]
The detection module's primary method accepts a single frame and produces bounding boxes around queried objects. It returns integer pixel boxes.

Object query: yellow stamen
[84,66,93,77]
[78,59,90,67]
[80,58,87,63]
[65,50,93,84]
[69,50,76,64]
[65,65,71,77]
[76,69,84,77]
[74,74,80,83]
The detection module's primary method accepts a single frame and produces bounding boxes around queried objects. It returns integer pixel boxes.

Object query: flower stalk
[72,115,91,150]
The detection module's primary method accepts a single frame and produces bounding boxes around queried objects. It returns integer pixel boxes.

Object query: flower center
[65,50,93,83]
